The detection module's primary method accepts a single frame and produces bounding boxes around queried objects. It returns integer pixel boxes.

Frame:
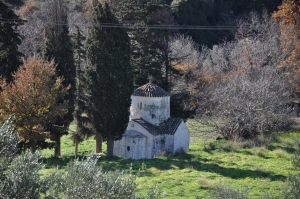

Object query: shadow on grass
[43,154,97,169]
[42,150,287,182]
[267,145,296,154]
[44,155,286,181]
[82,153,286,182]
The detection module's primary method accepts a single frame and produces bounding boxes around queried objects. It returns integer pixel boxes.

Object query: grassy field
[41,121,300,199]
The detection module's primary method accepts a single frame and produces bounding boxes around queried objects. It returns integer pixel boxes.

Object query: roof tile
[161,118,182,135]
[133,118,160,135]
[132,83,170,97]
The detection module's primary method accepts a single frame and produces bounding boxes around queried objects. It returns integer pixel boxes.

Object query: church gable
[161,118,183,135]
[132,118,160,135]
[123,130,146,138]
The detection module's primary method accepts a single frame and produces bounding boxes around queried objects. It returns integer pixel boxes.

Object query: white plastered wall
[130,96,170,126]
[113,140,121,157]
[126,121,155,159]
[173,121,190,154]
[159,134,174,153]
[120,136,147,159]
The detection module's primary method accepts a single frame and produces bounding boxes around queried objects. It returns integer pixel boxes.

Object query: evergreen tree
[71,25,96,156]
[42,0,76,157]
[116,0,174,87]
[71,25,86,156]
[0,1,24,82]
[85,2,133,157]
[171,0,219,47]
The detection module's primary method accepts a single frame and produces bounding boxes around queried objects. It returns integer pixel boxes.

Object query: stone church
[113,82,189,159]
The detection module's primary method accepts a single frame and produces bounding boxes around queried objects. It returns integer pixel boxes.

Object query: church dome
[132,83,170,97]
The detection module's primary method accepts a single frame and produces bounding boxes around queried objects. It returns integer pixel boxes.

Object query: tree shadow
[89,153,287,181]
[42,149,287,182]
[267,145,296,154]
[42,154,98,169]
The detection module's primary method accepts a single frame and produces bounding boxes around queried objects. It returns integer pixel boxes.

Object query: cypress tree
[71,25,96,156]
[85,2,133,157]
[171,0,219,47]
[116,0,174,87]
[42,0,76,157]
[0,1,24,82]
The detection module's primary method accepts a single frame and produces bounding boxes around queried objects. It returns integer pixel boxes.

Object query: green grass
[40,122,300,199]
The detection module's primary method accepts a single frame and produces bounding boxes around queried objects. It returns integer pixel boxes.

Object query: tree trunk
[106,132,114,157]
[54,135,61,157]
[164,34,170,89]
[31,140,36,154]
[75,137,78,157]
[95,132,102,154]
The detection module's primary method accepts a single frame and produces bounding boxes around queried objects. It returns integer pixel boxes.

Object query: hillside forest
[0,0,299,155]
[2,0,300,198]
[0,0,298,152]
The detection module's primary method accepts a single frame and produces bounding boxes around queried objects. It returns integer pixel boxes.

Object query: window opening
[127,146,130,151]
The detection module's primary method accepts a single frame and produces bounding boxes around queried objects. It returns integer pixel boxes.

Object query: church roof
[133,118,160,135]
[132,83,170,97]
[161,118,183,135]
[132,118,183,136]
[123,130,146,137]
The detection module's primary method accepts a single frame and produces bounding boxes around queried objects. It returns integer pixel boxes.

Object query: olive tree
[0,119,43,199]
[43,157,159,199]
[0,120,160,199]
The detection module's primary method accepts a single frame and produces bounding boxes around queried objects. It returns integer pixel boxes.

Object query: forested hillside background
[2,0,300,198]
[1,0,300,147]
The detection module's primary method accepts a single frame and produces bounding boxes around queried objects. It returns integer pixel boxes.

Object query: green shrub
[283,174,300,199]
[208,184,249,199]
[43,157,149,199]
[0,119,43,199]
[0,120,160,199]
[292,139,300,170]
[284,140,300,199]
[1,152,43,199]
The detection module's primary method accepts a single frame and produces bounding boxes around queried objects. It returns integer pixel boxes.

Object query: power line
[0,19,238,30]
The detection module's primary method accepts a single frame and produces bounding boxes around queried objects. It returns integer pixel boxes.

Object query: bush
[0,120,160,199]
[43,157,143,199]
[206,183,282,199]
[208,184,249,199]
[0,119,43,199]
[190,12,292,140]
[284,140,300,199]
[283,174,300,199]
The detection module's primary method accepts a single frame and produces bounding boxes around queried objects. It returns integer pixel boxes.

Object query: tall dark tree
[42,0,76,157]
[116,0,175,88]
[71,25,89,156]
[71,25,99,156]
[0,1,24,82]
[85,2,133,157]
[171,0,220,47]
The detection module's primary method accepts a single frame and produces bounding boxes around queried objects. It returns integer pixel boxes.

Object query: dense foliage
[0,57,68,153]
[42,0,76,157]
[115,0,175,87]
[85,2,133,157]
[176,12,293,139]
[2,0,300,197]
[0,0,24,82]
[0,121,160,199]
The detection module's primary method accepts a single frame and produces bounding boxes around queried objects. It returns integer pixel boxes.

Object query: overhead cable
[0,19,238,30]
